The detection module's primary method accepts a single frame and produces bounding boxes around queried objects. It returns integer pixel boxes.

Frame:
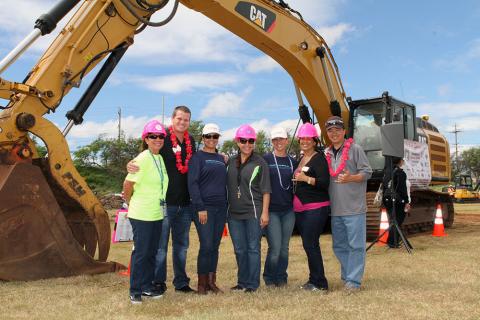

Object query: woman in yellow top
[123,120,169,304]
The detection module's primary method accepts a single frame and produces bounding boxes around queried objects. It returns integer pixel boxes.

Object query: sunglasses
[203,134,220,140]
[147,134,165,140]
[325,120,344,127]
[239,138,255,144]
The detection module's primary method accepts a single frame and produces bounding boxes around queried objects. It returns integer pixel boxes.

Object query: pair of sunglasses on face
[239,138,255,144]
[203,134,220,140]
[147,134,165,140]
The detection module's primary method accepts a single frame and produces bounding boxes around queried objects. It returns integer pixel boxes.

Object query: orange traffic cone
[119,258,131,276]
[377,208,389,246]
[432,204,447,237]
[119,245,134,276]
[222,224,229,237]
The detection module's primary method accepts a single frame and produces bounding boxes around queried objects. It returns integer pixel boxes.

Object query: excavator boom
[0,0,348,280]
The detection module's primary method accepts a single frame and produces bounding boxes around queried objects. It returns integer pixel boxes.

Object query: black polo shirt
[160,131,197,206]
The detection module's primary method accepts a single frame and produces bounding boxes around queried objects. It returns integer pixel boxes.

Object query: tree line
[34,120,479,193]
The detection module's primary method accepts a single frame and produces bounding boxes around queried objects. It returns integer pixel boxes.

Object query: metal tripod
[366,160,413,254]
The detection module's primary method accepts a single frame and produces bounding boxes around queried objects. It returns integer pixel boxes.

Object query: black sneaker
[301,283,328,293]
[142,290,164,299]
[175,285,196,293]
[130,294,142,304]
[153,282,167,293]
[230,285,245,291]
[244,288,256,293]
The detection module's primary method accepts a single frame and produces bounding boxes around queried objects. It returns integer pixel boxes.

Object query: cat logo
[235,1,276,33]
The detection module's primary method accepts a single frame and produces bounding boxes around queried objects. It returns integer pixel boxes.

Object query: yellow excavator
[0,0,453,281]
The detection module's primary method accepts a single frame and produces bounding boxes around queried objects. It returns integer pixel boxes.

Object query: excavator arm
[0,0,349,280]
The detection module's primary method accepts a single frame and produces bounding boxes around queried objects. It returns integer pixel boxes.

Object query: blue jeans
[153,205,193,289]
[331,213,366,288]
[153,214,170,285]
[193,206,227,274]
[295,207,330,289]
[228,217,262,290]
[263,209,295,285]
[129,218,162,295]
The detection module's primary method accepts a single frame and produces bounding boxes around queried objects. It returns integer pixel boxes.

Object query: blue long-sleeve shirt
[187,150,227,212]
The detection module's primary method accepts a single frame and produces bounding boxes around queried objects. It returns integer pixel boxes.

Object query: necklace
[149,151,164,196]
[273,153,293,190]
[326,138,353,177]
[169,127,193,174]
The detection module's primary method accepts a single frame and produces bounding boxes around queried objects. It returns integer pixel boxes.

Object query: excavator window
[352,102,386,171]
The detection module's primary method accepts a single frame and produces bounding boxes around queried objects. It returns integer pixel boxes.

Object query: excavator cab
[348,92,417,183]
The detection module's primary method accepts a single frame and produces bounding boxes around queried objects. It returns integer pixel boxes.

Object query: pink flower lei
[326,138,354,177]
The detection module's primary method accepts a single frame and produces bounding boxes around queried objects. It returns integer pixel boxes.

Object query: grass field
[1,204,479,320]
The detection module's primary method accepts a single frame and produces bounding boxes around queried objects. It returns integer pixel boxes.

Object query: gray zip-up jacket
[326,142,372,216]
[227,153,271,220]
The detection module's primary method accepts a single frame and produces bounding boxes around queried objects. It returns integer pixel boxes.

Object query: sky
[1,0,479,154]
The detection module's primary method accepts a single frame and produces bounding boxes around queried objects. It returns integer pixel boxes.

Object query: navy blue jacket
[188,150,227,212]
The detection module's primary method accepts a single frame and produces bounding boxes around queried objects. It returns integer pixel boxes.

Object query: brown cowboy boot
[197,274,208,295]
[207,272,223,294]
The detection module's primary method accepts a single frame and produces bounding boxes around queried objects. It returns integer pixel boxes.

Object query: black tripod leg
[366,225,391,252]
[393,223,413,254]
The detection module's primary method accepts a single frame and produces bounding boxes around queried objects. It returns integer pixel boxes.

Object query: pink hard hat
[235,124,256,140]
[142,120,166,139]
[296,123,318,138]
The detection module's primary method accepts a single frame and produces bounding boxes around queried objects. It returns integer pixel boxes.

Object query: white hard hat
[270,126,288,139]
[202,123,220,135]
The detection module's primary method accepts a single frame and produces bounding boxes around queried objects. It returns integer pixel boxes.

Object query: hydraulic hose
[119,0,179,27]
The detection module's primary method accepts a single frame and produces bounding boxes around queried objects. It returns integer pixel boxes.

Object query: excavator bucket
[0,163,123,281]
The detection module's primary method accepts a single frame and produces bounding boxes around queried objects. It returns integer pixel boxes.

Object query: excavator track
[366,189,454,241]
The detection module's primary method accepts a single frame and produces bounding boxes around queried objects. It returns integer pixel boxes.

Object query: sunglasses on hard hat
[239,138,255,144]
[147,134,165,140]
[326,119,344,127]
[203,134,220,140]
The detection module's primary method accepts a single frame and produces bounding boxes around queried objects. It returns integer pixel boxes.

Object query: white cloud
[127,3,247,64]
[317,23,355,46]
[418,102,480,132]
[68,114,170,140]
[433,38,480,72]
[0,0,78,53]
[200,90,249,119]
[246,56,280,74]
[128,72,240,94]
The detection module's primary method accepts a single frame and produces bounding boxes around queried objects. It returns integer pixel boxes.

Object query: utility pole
[162,96,165,125]
[449,123,462,173]
[118,107,121,141]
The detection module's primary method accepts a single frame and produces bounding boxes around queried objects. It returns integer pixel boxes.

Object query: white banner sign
[403,139,431,189]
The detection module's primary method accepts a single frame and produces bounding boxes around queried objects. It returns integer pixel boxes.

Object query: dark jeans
[263,209,295,285]
[129,218,162,295]
[295,207,329,289]
[228,217,262,290]
[153,205,193,289]
[153,213,170,285]
[193,206,227,274]
[387,203,406,247]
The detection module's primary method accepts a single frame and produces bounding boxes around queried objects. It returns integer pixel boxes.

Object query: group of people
[123,105,374,304]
